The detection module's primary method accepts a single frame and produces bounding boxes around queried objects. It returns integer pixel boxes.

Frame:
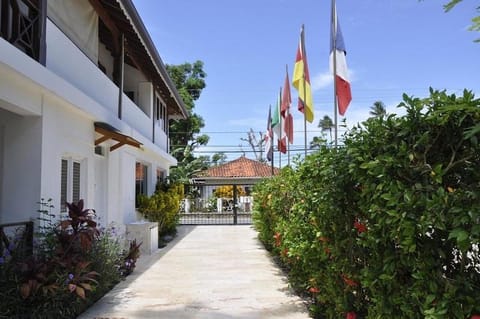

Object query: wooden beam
[95,135,111,145]
[94,123,142,152]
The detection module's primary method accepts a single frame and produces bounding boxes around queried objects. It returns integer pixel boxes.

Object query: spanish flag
[292,25,314,123]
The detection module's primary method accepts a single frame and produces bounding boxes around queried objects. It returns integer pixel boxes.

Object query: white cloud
[310,68,356,93]
[311,70,332,91]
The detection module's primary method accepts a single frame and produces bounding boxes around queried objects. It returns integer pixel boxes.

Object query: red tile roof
[196,156,279,178]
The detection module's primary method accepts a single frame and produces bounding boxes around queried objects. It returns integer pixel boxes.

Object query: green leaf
[448,228,469,242]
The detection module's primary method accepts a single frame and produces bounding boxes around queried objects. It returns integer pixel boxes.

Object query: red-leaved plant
[18,200,100,300]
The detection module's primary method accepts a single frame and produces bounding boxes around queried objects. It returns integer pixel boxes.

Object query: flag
[292,25,314,123]
[281,66,294,144]
[330,3,352,116]
[264,106,273,162]
[272,90,286,154]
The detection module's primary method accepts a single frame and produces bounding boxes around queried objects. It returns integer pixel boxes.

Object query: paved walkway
[78,225,310,319]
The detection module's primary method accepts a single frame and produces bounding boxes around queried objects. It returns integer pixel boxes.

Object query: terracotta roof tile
[196,156,279,178]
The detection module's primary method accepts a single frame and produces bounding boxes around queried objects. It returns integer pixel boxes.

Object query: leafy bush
[253,89,480,318]
[137,181,184,236]
[214,185,247,198]
[0,199,140,319]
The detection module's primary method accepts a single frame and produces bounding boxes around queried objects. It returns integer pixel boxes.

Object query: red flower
[308,286,320,294]
[318,236,329,243]
[273,232,281,247]
[354,219,367,233]
[471,315,480,319]
[342,275,358,287]
[346,311,357,319]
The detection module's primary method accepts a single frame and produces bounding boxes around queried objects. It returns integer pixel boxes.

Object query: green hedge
[253,89,480,318]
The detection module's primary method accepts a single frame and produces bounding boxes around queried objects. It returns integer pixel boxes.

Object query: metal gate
[178,183,253,225]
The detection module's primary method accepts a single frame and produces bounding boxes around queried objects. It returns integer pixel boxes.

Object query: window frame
[135,161,149,208]
[60,157,84,212]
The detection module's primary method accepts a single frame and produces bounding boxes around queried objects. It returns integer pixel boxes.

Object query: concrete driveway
[78,225,310,319]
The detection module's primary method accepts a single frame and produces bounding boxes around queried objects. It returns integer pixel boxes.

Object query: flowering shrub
[137,181,184,236]
[0,199,141,318]
[253,89,480,318]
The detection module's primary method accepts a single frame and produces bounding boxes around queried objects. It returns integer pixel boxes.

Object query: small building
[191,156,279,212]
[0,0,187,238]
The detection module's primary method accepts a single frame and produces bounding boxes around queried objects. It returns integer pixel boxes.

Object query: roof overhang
[94,122,142,151]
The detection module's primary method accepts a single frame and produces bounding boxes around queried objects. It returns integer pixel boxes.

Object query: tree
[240,128,266,162]
[369,101,387,118]
[166,61,209,181]
[211,152,227,166]
[167,61,209,162]
[425,0,480,42]
[169,155,210,184]
[318,115,334,142]
[310,136,326,149]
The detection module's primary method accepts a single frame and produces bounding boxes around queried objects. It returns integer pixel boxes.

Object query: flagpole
[332,0,338,148]
[287,107,291,166]
[279,87,282,169]
[271,104,275,175]
[284,64,291,166]
[271,147,274,175]
[301,24,308,158]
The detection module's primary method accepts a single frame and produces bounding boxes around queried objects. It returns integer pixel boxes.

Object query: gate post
[233,184,237,225]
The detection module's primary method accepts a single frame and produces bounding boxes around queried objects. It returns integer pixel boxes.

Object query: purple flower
[0,257,4,264]
[65,273,74,284]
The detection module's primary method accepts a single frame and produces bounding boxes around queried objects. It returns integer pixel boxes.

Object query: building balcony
[45,19,168,153]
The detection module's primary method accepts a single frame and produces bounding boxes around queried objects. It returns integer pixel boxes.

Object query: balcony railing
[0,0,46,64]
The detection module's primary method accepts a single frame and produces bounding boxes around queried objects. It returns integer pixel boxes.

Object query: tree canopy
[369,101,387,118]
[166,61,210,182]
[436,0,480,41]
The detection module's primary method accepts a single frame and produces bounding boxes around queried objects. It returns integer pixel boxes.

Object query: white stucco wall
[46,19,118,116]
[40,95,95,212]
[0,109,42,223]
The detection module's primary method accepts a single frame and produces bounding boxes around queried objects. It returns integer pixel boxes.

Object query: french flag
[330,4,352,116]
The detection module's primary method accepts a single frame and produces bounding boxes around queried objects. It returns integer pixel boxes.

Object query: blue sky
[132,0,479,165]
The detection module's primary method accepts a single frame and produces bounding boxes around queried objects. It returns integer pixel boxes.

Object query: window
[135,162,148,207]
[155,96,168,132]
[60,158,83,212]
[156,168,165,190]
[94,145,105,156]
[72,162,81,204]
[156,168,165,183]
[156,97,161,122]
[60,160,68,212]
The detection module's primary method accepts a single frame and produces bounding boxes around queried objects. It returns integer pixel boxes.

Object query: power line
[170,129,348,135]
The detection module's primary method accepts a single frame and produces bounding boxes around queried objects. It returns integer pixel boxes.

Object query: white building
[0,0,188,235]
